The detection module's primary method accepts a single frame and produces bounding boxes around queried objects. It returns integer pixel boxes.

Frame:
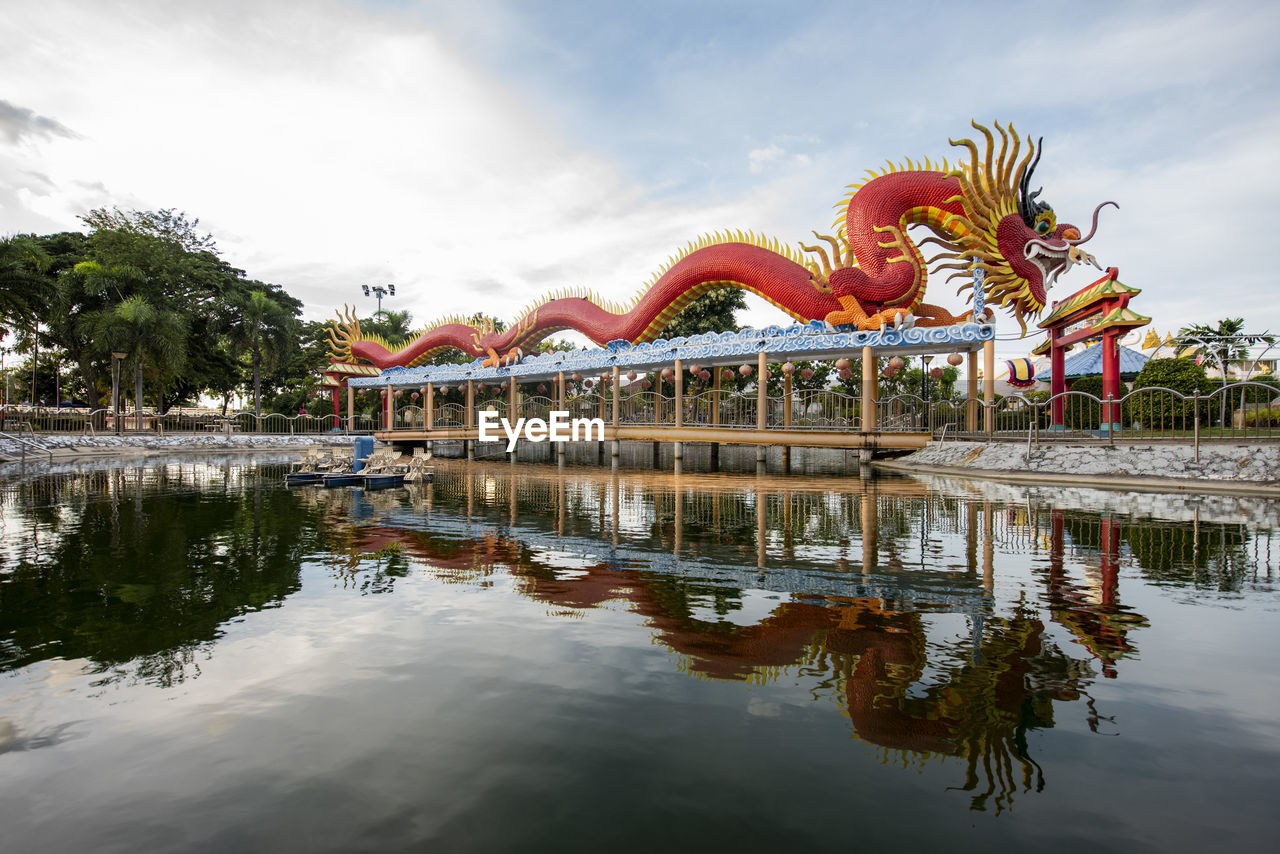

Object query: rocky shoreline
[879,440,1280,494]
[0,433,351,465]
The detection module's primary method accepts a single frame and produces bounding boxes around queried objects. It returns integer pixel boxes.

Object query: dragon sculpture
[329,121,1115,369]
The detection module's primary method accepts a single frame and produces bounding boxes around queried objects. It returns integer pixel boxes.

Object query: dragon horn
[1067,201,1119,245]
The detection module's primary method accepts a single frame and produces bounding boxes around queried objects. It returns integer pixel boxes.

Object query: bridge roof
[349,320,995,388]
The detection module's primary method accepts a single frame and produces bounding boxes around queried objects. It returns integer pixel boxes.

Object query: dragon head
[941,122,1117,333]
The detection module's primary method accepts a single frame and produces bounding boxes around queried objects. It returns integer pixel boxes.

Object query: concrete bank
[0,433,350,465]
[878,440,1280,496]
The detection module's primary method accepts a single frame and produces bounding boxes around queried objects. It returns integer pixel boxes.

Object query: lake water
[1,454,1278,852]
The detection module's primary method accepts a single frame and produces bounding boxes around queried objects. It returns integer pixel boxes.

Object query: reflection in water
[1,456,1276,823]
[0,458,323,685]
[290,461,1181,812]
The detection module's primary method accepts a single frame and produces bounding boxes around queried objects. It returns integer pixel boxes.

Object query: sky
[3,0,1279,363]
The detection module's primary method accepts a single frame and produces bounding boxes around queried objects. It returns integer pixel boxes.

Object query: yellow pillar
[967,351,979,432]
[756,352,767,429]
[674,360,683,427]
[426,383,434,430]
[783,372,792,427]
[611,366,620,426]
[861,346,877,432]
[711,364,722,426]
[466,380,474,428]
[346,384,354,432]
[983,339,995,433]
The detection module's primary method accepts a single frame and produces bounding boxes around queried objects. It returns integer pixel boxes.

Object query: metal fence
[0,406,377,436]
[9,382,1277,448]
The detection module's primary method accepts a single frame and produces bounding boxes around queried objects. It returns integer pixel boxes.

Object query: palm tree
[1176,318,1276,425]
[227,289,294,417]
[87,296,187,422]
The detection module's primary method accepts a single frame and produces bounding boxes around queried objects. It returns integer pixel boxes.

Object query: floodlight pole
[362,283,396,318]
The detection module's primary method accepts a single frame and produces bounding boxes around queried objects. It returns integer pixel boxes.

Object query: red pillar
[1101,331,1121,430]
[1050,328,1066,429]
[331,386,340,418]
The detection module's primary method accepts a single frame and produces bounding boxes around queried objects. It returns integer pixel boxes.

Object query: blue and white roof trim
[349,320,995,388]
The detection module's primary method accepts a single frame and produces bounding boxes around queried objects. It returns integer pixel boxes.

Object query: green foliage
[1129,358,1211,429]
[1062,376,1129,429]
[1243,406,1280,428]
[660,288,745,339]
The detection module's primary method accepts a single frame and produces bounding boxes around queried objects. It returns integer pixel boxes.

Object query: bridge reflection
[298,462,1165,811]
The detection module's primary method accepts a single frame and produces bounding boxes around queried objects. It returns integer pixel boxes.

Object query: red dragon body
[328,122,1114,369]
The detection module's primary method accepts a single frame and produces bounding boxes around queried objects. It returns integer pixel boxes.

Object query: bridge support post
[783,371,792,471]
[983,339,995,435]
[557,371,566,463]
[346,384,354,433]
[756,351,767,464]
[711,364,722,470]
[466,380,475,459]
[860,346,877,463]
[612,366,620,459]
[426,382,434,458]
[966,351,978,432]
[674,359,683,462]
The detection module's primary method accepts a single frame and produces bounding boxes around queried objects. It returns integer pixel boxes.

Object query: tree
[226,288,296,417]
[1176,318,1276,424]
[1129,358,1210,429]
[87,295,188,416]
[660,289,746,339]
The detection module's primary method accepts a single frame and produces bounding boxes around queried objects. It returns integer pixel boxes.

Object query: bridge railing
[0,405,372,435]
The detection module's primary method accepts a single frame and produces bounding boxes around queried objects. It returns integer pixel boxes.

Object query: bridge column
[425,382,434,457]
[861,346,877,463]
[419,386,428,429]
[967,351,978,432]
[346,384,354,433]
[673,359,683,460]
[466,380,475,459]
[710,365,721,470]
[385,384,394,430]
[611,366,620,458]
[782,371,792,471]
[756,351,767,464]
[508,378,518,458]
[983,339,995,435]
[557,372,566,463]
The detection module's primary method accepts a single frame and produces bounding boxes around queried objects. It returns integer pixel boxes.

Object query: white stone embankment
[879,440,1280,494]
[0,432,350,465]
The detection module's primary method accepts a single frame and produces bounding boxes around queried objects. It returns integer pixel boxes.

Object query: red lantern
[800,368,813,381]
[763,369,772,380]
[689,363,701,375]
[930,367,944,379]
[411,391,420,400]
[394,389,403,399]
[537,384,547,393]
[641,379,652,390]
[572,372,582,382]
[584,379,593,389]
[457,385,466,394]
[835,358,850,371]
[947,352,963,367]
[888,356,906,371]
[661,367,673,380]
[739,364,752,377]
[722,368,735,382]
[627,371,638,381]
[699,370,710,381]
[839,368,853,380]
[782,361,795,375]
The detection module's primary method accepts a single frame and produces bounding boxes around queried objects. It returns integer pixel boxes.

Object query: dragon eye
[1033,211,1056,235]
